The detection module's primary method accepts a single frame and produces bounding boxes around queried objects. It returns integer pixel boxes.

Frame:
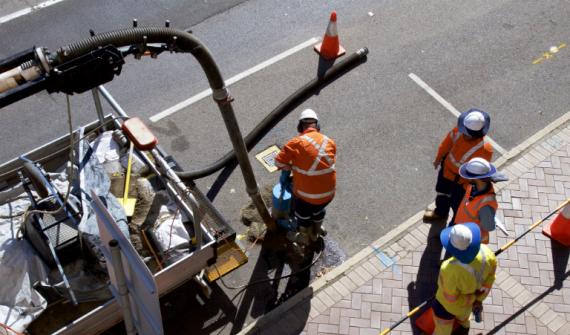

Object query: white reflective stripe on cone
[327,20,338,37]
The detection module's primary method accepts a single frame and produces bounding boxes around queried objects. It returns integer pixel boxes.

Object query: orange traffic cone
[543,202,570,247]
[314,11,346,60]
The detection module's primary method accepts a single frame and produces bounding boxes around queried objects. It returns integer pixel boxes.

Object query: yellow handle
[499,198,570,253]
[123,142,134,200]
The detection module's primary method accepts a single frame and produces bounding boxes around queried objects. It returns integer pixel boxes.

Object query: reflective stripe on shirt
[461,192,496,221]
[451,130,461,144]
[296,189,335,200]
[450,250,486,289]
[301,134,335,173]
[292,165,336,176]
[447,139,486,168]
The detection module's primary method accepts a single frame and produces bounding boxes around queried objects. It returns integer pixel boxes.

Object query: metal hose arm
[56,27,226,90]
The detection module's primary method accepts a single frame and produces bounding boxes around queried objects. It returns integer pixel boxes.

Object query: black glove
[472,301,483,322]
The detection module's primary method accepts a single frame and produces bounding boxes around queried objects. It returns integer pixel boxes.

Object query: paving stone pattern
[241,121,570,335]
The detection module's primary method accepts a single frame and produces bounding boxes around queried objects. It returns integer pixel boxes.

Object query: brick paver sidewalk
[240,114,570,335]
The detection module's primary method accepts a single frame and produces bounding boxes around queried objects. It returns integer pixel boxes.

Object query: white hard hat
[299,109,319,121]
[463,111,485,131]
[449,224,473,251]
[440,222,481,264]
[459,157,497,179]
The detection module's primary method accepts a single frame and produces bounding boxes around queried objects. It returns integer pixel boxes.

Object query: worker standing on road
[433,223,497,335]
[455,157,507,244]
[424,109,493,223]
[275,109,336,250]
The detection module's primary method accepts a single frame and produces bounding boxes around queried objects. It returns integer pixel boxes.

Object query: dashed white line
[408,72,508,155]
[0,0,67,24]
[150,37,320,123]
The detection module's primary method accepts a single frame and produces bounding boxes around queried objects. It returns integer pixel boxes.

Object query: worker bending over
[424,109,493,223]
[275,109,336,250]
[433,223,497,335]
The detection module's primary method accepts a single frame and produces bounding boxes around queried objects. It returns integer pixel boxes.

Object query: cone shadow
[317,57,337,80]
[550,239,570,289]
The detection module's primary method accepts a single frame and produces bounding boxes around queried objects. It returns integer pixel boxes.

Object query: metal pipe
[98,86,127,117]
[108,239,136,335]
[213,87,275,229]
[91,88,107,131]
[99,86,205,245]
[151,148,203,249]
[99,85,230,238]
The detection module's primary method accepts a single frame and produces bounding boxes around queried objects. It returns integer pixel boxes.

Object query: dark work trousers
[293,197,331,228]
[434,166,466,222]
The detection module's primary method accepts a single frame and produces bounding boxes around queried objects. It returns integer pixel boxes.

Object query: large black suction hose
[176,47,369,182]
[56,27,225,90]
[59,27,277,225]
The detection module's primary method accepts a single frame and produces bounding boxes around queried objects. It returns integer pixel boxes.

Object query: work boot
[314,221,327,237]
[286,229,309,246]
[290,242,306,257]
[423,209,448,223]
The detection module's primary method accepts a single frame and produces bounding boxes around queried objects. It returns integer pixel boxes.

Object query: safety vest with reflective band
[275,128,336,205]
[455,184,498,244]
[435,127,493,183]
[435,244,497,317]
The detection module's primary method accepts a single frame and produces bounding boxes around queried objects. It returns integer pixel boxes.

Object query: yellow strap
[123,142,134,200]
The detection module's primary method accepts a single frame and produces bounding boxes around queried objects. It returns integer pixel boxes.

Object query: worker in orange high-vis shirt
[433,223,497,335]
[275,109,336,250]
[424,109,493,223]
[455,157,508,244]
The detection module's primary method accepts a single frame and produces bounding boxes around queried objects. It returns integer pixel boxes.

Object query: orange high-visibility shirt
[435,127,493,183]
[455,184,498,244]
[275,128,336,205]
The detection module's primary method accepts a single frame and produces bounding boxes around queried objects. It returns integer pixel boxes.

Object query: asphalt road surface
[1,0,570,334]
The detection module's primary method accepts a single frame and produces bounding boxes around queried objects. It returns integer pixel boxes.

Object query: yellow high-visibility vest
[435,244,497,316]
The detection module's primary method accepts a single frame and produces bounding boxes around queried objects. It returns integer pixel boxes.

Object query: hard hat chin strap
[465,128,484,139]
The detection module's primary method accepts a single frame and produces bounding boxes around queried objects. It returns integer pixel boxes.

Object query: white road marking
[150,37,320,122]
[408,72,508,155]
[0,0,67,24]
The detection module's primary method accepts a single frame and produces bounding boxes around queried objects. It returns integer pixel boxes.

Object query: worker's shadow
[487,240,570,334]
[229,230,311,334]
[407,221,447,335]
